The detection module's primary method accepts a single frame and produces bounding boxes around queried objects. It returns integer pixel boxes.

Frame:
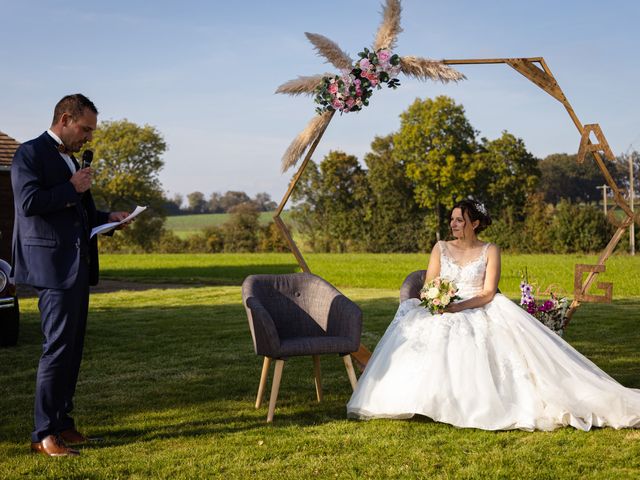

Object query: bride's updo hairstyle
[451,199,492,234]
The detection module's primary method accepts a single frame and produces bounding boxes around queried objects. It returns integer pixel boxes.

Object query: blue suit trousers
[32,256,90,442]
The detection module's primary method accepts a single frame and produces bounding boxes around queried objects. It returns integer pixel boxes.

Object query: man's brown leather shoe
[59,428,88,445]
[31,435,80,456]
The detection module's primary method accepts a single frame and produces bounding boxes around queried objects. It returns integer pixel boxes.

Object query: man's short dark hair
[52,94,98,124]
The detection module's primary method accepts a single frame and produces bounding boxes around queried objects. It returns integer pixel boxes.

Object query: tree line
[291,96,637,253]
[163,190,277,215]
[153,202,289,254]
[77,119,284,253]
[83,98,638,254]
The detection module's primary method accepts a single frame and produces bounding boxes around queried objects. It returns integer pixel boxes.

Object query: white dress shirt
[47,129,77,174]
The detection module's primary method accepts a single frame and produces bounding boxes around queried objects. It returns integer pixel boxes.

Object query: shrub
[521,194,556,253]
[483,219,526,252]
[156,231,188,253]
[202,225,225,253]
[185,234,208,252]
[257,222,290,252]
[552,200,613,253]
[222,202,260,252]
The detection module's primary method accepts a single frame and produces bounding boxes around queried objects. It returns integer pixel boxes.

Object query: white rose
[441,294,451,305]
[427,287,440,299]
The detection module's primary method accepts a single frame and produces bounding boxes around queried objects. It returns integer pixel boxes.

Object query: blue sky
[1,0,638,201]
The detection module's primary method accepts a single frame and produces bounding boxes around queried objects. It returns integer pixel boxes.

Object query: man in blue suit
[11,94,129,456]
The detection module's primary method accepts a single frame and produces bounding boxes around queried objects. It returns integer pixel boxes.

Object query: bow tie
[57,143,70,154]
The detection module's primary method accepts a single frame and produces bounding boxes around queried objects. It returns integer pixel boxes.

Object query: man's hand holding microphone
[71,150,131,228]
[70,150,94,193]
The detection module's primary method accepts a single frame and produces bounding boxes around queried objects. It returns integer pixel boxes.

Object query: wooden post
[273,112,336,272]
[630,152,636,256]
[273,110,372,366]
[275,111,336,217]
[597,185,609,216]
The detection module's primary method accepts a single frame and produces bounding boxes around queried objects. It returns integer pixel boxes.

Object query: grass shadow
[100,263,300,286]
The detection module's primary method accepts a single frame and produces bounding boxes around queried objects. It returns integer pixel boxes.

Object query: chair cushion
[399,270,427,303]
[278,336,358,357]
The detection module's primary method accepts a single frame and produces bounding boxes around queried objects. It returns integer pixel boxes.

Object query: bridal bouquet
[420,277,461,314]
[520,279,570,335]
[314,47,401,114]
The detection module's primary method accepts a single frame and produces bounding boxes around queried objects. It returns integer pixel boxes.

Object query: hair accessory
[475,202,488,216]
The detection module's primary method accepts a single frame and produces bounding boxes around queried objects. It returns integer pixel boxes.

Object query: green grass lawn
[98,252,640,298]
[1,253,639,479]
[166,211,291,239]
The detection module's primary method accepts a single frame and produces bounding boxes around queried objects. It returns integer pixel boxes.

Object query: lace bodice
[438,241,490,300]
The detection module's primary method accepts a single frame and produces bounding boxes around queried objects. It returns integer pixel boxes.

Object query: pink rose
[345,97,355,108]
[361,71,378,86]
[328,83,338,94]
[377,49,391,62]
[332,99,344,110]
[359,58,371,71]
[432,299,441,306]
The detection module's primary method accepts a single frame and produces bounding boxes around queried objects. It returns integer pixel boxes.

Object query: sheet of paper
[90,205,147,238]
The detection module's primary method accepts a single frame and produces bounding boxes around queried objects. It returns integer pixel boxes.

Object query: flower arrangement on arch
[275,0,466,172]
[420,277,461,314]
[519,272,570,336]
[313,48,401,114]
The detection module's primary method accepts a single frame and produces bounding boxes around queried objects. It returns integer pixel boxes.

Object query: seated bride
[347,199,640,431]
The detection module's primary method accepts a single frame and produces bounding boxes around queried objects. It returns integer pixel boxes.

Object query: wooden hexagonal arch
[273,56,636,367]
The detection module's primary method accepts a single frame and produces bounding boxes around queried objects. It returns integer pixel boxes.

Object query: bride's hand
[444,303,461,314]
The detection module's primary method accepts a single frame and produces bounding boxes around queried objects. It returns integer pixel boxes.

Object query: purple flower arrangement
[314,47,401,114]
[520,276,570,335]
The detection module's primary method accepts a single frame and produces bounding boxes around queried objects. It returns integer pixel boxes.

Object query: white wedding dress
[347,242,640,431]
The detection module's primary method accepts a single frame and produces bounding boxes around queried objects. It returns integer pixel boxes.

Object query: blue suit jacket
[11,132,109,289]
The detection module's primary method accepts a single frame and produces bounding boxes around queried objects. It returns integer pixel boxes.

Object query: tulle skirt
[347,294,640,431]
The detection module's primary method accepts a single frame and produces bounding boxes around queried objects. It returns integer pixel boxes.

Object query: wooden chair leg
[343,354,358,391]
[267,359,285,422]
[255,357,271,409]
[313,355,322,402]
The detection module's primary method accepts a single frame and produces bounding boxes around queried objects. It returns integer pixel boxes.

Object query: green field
[98,252,640,298]
[1,253,639,479]
[166,211,291,238]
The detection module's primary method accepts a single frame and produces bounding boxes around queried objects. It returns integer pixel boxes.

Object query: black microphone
[82,150,94,169]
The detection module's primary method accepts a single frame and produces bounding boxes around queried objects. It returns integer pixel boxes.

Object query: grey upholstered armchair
[399,270,427,303]
[242,273,362,422]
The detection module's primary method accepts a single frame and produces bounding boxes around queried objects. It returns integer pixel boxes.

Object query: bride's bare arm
[425,242,441,283]
[445,244,501,313]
